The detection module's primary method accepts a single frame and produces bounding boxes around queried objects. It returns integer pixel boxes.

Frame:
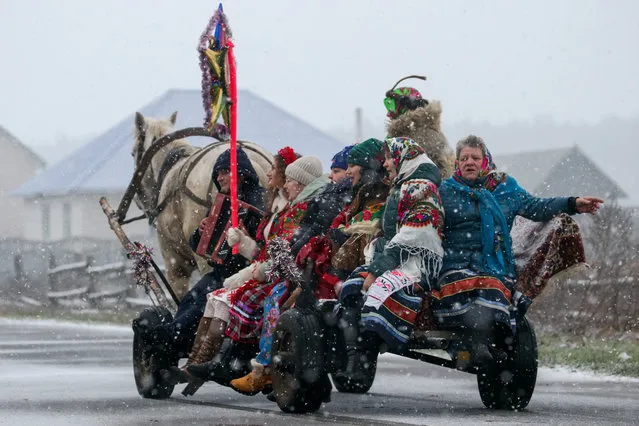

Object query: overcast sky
[1,0,638,148]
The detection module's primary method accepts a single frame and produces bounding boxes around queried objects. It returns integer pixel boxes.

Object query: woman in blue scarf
[431,135,602,367]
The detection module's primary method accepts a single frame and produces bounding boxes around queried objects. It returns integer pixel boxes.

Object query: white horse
[131,111,273,299]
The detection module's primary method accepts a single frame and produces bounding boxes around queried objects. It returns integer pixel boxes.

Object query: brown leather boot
[187,317,212,365]
[180,318,228,397]
[191,318,227,365]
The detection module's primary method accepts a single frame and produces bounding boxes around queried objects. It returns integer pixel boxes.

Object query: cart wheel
[330,349,378,394]
[477,316,538,410]
[132,307,177,399]
[271,309,327,413]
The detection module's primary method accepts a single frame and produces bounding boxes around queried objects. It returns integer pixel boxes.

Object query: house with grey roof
[494,146,627,201]
[0,126,45,238]
[12,89,349,242]
[495,146,636,241]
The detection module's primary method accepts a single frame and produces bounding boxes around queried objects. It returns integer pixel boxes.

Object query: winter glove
[226,227,243,246]
[251,261,269,282]
[227,227,258,260]
[222,265,253,290]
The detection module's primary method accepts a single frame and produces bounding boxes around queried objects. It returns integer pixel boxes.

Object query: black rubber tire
[271,310,327,413]
[330,350,378,393]
[132,306,177,399]
[477,316,538,410]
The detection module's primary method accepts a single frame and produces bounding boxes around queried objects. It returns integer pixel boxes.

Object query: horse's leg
[155,228,196,301]
[161,248,196,301]
[194,256,213,277]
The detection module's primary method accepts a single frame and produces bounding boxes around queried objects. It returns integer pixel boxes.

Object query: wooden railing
[45,254,157,309]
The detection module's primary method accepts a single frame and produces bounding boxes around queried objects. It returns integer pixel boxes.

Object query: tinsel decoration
[198,3,233,136]
[198,2,240,251]
[266,237,303,284]
[127,241,154,288]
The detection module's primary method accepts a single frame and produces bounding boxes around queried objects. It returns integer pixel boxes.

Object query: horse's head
[131,111,177,214]
[132,111,178,166]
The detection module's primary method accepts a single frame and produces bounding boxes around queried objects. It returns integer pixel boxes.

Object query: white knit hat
[285,156,323,186]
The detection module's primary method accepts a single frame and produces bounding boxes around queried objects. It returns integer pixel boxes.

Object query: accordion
[196,192,266,264]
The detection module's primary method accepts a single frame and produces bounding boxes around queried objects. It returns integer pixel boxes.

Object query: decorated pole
[227,40,239,251]
[198,3,239,253]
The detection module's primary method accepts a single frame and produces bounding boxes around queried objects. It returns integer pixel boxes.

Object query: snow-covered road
[1,318,637,425]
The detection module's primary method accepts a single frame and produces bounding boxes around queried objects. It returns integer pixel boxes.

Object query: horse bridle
[117,126,272,225]
[132,131,160,211]
[118,126,224,224]
[134,130,157,173]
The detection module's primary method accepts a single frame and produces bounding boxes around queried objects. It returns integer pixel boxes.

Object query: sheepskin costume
[386,100,455,179]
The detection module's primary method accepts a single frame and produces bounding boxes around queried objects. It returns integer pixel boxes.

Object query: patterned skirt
[430,269,514,331]
[340,266,424,352]
[225,280,287,344]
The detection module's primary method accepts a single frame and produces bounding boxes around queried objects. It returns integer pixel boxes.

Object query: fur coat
[386,100,456,179]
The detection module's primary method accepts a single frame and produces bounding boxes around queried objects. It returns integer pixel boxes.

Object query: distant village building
[0,126,45,238]
[495,146,627,201]
[496,146,636,241]
[12,89,347,242]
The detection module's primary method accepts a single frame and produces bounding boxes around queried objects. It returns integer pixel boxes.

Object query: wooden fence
[2,237,157,310]
[45,253,154,309]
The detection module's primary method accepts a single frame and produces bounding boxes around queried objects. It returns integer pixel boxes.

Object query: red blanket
[511,213,586,299]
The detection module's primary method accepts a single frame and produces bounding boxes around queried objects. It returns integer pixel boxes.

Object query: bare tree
[580,199,637,332]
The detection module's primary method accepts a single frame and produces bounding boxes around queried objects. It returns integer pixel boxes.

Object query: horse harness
[117,127,223,224]
[127,131,273,226]
[146,142,225,225]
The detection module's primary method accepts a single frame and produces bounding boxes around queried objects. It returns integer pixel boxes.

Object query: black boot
[161,366,190,385]
[318,372,333,403]
[467,328,502,376]
[513,291,533,319]
[471,341,494,370]
[333,306,369,383]
[186,337,238,386]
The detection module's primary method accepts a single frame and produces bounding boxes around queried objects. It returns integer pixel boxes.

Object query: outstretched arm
[509,176,599,221]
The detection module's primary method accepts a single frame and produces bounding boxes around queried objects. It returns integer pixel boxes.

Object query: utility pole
[355,107,363,144]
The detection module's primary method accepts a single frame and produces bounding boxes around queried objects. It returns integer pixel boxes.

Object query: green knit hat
[348,138,384,171]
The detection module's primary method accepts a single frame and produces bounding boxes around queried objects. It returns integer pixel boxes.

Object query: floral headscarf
[384,137,428,181]
[385,137,424,167]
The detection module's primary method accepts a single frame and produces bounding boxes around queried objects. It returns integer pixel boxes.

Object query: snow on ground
[2,317,637,384]
[0,317,132,334]
[538,365,639,383]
